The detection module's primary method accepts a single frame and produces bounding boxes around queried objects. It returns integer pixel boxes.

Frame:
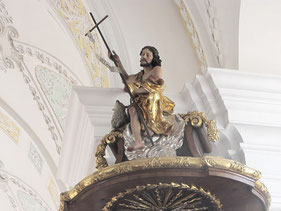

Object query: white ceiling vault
[1,0,281,210]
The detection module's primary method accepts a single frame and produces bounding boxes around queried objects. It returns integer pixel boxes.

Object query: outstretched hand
[108,50,129,79]
[108,50,121,67]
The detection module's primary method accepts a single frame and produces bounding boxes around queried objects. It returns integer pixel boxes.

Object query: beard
[140,60,153,67]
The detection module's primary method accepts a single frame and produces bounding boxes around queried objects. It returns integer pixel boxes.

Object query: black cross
[85,12,154,146]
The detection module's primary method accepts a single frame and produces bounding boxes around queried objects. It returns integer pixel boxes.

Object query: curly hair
[140,46,162,67]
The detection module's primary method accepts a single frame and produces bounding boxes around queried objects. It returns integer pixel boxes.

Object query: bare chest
[127,71,154,84]
[142,71,154,81]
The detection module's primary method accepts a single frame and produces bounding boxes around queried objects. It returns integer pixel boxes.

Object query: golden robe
[128,71,175,135]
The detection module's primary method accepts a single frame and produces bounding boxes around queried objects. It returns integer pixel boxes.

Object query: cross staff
[85,12,154,146]
[84,15,108,36]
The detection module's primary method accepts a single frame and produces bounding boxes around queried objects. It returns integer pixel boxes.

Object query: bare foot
[127,142,145,151]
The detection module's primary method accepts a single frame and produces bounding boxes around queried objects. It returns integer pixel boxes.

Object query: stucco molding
[57,87,130,189]
[182,67,281,210]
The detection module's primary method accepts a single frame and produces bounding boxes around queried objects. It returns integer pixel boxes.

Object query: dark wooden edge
[184,124,203,157]
[194,127,212,153]
[252,186,270,210]
[64,165,268,211]
[108,136,128,164]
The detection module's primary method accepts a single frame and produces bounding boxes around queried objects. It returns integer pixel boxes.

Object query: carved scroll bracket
[181,111,219,142]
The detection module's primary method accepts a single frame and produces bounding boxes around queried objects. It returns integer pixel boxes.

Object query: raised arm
[108,51,129,80]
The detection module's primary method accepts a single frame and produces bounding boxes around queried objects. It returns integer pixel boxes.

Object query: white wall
[107,0,201,92]
[239,0,281,75]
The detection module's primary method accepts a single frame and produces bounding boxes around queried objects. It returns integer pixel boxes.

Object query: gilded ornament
[181,111,219,142]
[60,156,266,211]
[174,0,208,73]
[255,181,271,206]
[203,156,261,180]
[103,182,223,211]
[50,0,109,87]
[96,111,218,170]
[0,111,20,143]
[95,130,123,170]
[0,169,51,211]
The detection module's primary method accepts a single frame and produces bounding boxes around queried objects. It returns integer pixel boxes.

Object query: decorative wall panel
[35,65,72,129]
[18,190,47,211]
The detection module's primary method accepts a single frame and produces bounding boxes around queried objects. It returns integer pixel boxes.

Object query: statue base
[124,114,186,160]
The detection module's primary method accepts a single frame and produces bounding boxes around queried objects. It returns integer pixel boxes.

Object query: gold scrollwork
[181,111,219,142]
[103,182,223,211]
[255,181,271,206]
[95,131,123,170]
[60,156,269,211]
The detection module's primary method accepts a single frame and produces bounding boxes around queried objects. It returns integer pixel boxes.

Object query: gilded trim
[95,130,123,170]
[60,156,267,210]
[255,181,271,206]
[0,110,20,143]
[174,0,208,73]
[181,111,219,142]
[103,182,223,211]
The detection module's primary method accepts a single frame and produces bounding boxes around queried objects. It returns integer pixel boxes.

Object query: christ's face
[140,48,153,67]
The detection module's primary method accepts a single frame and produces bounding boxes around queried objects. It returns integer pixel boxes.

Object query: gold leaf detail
[181,111,219,142]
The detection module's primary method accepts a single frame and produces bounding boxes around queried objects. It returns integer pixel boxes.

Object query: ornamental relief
[0,0,91,154]
[0,0,13,25]
[103,183,222,211]
[0,14,22,69]
[15,41,84,131]
[49,0,109,87]
[175,0,208,73]
[0,169,52,211]
[35,65,73,129]
[0,6,62,153]
[0,0,111,154]
[15,41,82,85]
[0,111,60,209]
[18,190,48,211]
[0,110,20,143]
[28,143,44,174]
